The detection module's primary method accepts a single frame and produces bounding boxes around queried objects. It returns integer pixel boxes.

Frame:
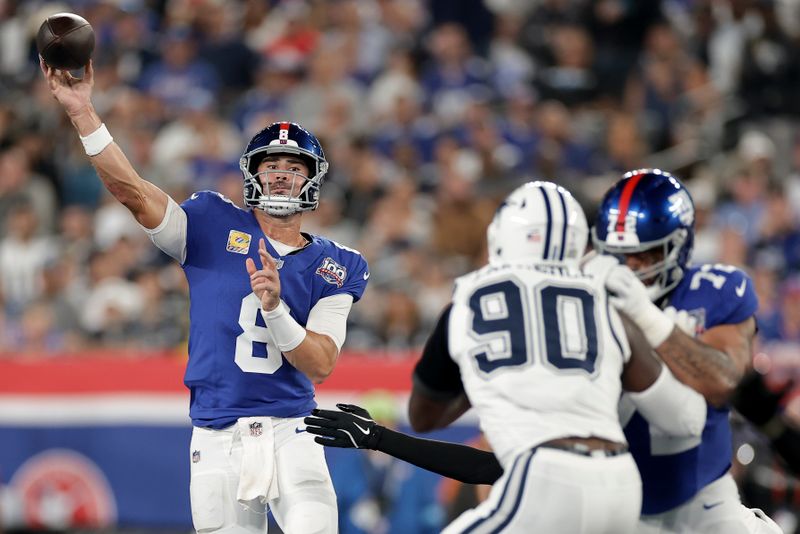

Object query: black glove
[303,403,383,449]
[733,371,794,427]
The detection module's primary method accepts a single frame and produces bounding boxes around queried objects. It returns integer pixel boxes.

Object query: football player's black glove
[304,403,383,449]
[733,371,794,428]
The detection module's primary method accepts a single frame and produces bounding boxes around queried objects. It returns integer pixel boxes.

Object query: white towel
[236,417,280,509]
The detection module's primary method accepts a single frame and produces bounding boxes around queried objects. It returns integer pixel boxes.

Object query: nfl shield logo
[249,422,263,437]
[192,450,201,463]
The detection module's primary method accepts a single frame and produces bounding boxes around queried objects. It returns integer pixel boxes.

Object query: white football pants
[189,416,337,534]
[444,446,642,534]
[637,472,783,534]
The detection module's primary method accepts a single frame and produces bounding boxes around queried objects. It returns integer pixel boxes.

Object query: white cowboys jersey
[447,261,630,468]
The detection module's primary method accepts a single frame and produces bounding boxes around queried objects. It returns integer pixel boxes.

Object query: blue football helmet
[240,121,328,215]
[592,169,695,301]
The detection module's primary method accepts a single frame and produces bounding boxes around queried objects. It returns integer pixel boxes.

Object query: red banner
[0,351,419,394]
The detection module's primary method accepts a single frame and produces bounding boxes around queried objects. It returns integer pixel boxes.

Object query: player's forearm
[374,427,502,485]
[68,105,168,228]
[655,329,741,407]
[284,330,338,384]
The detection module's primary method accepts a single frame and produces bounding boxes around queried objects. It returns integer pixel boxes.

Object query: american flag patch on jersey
[227,230,252,254]
[316,257,347,288]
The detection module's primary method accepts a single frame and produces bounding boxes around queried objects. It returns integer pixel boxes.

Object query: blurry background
[0,0,799,531]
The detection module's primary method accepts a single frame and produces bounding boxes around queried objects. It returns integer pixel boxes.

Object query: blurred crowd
[2,0,800,529]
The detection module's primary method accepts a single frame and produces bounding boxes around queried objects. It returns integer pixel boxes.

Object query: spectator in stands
[137,28,220,114]
[0,200,52,314]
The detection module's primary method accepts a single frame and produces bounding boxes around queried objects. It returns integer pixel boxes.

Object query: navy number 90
[468,280,598,375]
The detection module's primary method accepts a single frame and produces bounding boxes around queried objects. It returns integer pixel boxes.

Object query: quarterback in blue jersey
[43,61,368,534]
[594,169,781,533]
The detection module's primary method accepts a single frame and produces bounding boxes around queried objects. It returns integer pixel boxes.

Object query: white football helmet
[487,181,588,266]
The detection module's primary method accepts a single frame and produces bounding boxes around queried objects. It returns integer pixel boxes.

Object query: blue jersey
[180,191,369,428]
[626,264,757,514]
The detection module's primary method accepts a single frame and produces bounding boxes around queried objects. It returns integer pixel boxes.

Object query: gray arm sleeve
[628,365,707,437]
[306,293,353,351]
[139,196,187,264]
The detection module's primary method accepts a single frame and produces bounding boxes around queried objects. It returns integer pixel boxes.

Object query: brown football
[36,13,95,71]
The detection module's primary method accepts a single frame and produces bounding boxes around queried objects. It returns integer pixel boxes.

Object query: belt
[538,438,629,458]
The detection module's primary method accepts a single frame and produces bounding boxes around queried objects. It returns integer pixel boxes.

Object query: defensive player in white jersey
[405,181,707,534]
[594,169,782,534]
[43,61,369,533]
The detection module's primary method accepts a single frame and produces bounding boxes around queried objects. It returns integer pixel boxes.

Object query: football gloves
[303,403,382,449]
[606,262,675,347]
[733,371,794,428]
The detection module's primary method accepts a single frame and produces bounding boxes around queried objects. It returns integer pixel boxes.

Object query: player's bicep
[412,304,463,398]
[699,317,756,377]
[306,294,353,351]
[409,304,467,431]
[141,195,187,263]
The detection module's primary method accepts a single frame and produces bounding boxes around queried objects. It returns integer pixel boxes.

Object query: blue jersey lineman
[594,169,781,534]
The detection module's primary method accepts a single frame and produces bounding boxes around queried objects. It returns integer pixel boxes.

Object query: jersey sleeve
[717,268,758,325]
[412,304,464,399]
[179,191,234,267]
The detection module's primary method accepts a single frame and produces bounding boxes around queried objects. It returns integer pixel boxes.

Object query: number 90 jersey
[448,262,630,468]
[180,191,369,429]
[625,263,757,515]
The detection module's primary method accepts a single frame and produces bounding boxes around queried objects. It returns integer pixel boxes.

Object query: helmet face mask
[488,181,588,267]
[240,122,328,216]
[593,169,695,302]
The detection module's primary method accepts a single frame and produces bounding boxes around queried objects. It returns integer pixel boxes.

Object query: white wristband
[261,300,307,352]
[635,301,675,348]
[79,123,113,156]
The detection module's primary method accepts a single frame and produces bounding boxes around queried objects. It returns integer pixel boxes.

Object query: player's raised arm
[607,263,745,407]
[41,60,169,229]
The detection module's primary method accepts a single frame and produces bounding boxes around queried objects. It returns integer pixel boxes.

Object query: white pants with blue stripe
[443,446,642,534]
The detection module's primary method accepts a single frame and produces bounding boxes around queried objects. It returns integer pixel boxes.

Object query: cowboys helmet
[592,169,695,301]
[487,181,588,266]
[240,121,328,216]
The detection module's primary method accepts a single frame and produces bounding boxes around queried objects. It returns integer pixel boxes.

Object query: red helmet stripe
[615,172,645,233]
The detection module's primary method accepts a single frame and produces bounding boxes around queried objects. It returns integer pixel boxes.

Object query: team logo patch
[192,450,201,463]
[316,257,347,288]
[249,422,263,437]
[227,230,252,254]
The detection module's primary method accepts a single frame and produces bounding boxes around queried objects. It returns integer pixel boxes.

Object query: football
[36,12,95,71]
